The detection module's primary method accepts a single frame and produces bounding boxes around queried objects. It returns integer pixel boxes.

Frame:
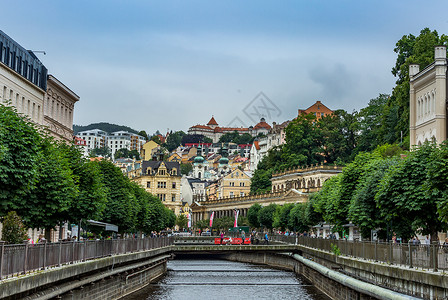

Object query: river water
[123,258,330,300]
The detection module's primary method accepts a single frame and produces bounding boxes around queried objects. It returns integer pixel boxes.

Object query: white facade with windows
[76,129,107,152]
[410,46,448,146]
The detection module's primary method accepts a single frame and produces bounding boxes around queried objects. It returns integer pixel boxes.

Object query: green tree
[114,148,130,159]
[313,175,343,230]
[20,139,78,236]
[250,146,283,194]
[386,28,447,145]
[427,141,448,223]
[164,131,186,152]
[258,203,277,230]
[273,203,294,231]
[376,142,446,241]
[304,195,322,228]
[318,110,358,164]
[151,135,162,144]
[281,113,323,168]
[97,160,139,233]
[288,203,309,233]
[348,156,400,239]
[138,130,149,141]
[180,163,193,175]
[58,142,107,224]
[357,94,389,152]
[89,146,111,158]
[247,203,262,228]
[0,104,42,215]
[1,211,28,244]
[114,148,140,160]
[176,214,189,230]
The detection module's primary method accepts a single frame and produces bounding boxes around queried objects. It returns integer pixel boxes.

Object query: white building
[409,46,448,146]
[107,131,145,158]
[250,141,261,171]
[0,30,79,143]
[0,30,47,125]
[76,129,108,152]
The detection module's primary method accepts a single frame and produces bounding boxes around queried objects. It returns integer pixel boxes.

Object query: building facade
[409,46,447,146]
[298,100,333,120]
[188,116,271,143]
[0,30,79,143]
[0,30,47,125]
[76,129,108,152]
[217,168,251,199]
[131,160,182,215]
[107,131,145,158]
[44,75,79,142]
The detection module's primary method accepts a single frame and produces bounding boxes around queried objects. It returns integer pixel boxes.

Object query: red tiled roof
[254,121,271,130]
[207,116,218,125]
[191,125,213,130]
[254,141,260,150]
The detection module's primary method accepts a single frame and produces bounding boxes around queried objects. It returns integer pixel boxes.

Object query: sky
[2,1,448,134]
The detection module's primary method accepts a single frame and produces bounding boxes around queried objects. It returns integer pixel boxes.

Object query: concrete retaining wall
[297,245,448,299]
[0,247,173,300]
[222,252,420,300]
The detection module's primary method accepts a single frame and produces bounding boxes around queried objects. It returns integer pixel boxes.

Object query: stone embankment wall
[1,247,172,300]
[222,252,422,300]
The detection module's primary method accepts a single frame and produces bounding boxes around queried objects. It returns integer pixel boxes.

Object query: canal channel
[122,257,331,300]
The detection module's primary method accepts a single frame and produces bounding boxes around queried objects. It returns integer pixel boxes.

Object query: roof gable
[207,116,218,125]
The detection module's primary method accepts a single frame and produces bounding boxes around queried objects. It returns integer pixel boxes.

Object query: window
[157,194,166,201]
[240,192,245,197]
[146,182,151,188]
[240,182,245,187]
[230,192,234,197]
[172,182,176,189]
[172,194,176,202]
[157,182,167,189]
[159,169,166,175]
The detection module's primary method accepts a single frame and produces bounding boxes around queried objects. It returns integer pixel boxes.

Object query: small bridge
[173,244,298,254]
[172,236,298,254]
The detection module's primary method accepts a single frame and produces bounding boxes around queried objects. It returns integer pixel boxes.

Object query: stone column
[435,46,447,143]
[409,64,420,147]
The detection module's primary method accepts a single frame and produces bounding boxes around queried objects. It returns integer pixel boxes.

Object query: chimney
[409,64,420,77]
[435,45,447,60]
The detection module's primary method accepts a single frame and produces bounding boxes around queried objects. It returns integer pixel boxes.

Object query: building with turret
[188,116,271,143]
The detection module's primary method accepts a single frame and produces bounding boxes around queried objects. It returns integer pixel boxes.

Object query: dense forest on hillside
[73,122,139,134]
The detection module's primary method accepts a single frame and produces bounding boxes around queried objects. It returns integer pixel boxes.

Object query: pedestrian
[241,231,245,245]
[220,231,224,245]
[264,232,269,245]
[250,232,254,245]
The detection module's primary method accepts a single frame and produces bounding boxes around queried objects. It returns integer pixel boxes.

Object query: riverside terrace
[2,235,448,299]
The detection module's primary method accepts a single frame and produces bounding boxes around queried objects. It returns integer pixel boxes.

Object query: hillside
[73,122,139,135]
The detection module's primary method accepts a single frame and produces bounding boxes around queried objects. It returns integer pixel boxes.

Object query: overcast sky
[2,1,448,134]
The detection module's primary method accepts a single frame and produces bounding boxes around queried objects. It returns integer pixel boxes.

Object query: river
[122,257,330,300]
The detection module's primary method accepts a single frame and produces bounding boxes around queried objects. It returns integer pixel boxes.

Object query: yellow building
[218,168,251,199]
[141,140,161,161]
[131,160,182,215]
[168,153,182,163]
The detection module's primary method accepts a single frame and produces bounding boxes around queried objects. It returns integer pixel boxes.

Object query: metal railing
[271,235,448,271]
[0,237,173,280]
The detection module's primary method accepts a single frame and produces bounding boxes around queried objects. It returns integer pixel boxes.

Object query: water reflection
[123,258,330,300]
